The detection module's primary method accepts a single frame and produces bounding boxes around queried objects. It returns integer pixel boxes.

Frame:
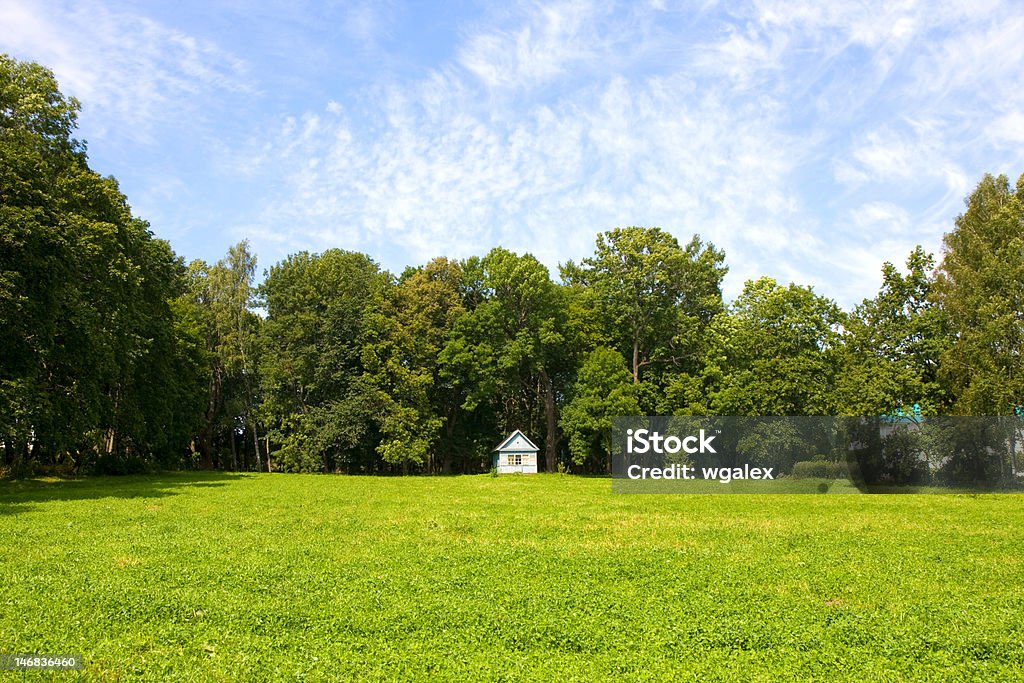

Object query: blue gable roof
[492,429,539,453]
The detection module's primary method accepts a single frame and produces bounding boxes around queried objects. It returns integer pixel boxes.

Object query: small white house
[492,430,539,474]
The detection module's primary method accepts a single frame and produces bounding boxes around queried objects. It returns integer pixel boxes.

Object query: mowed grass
[1,474,1022,681]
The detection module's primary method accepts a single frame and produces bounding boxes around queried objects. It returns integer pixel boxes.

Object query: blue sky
[3,0,1023,306]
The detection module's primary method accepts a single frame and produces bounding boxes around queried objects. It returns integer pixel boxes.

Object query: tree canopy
[3,54,1023,478]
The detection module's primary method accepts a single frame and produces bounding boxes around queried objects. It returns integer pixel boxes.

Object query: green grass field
[1,474,1022,681]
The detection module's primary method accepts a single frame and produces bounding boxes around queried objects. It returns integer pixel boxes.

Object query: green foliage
[439,248,567,471]
[5,55,1024,483]
[560,347,640,470]
[877,426,932,485]
[703,277,844,416]
[0,54,82,159]
[563,227,726,399]
[935,173,1024,415]
[0,54,202,471]
[363,258,466,472]
[733,419,822,471]
[184,241,264,471]
[1,474,1022,680]
[919,419,1013,487]
[259,249,387,472]
[837,247,949,416]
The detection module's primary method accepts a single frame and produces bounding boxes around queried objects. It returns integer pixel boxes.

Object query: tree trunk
[266,435,272,472]
[442,405,458,474]
[605,433,613,475]
[106,386,123,456]
[540,370,558,472]
[251,416,262,473]
[230,428,238,471]
[201,366,221,470]
[632,338,640,384]
[199,430,214,470]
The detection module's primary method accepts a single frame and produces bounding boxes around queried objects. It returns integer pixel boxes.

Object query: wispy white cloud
[990,112,1024,144]
[5,0,1024,308]
[833,127,946,187]
[457,0,608,90]
[0,0,250,143]
[242,59,803,296]
[231,0,1024,306]
[849,202,911,235]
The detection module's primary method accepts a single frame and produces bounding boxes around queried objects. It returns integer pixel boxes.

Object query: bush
[791,460,848,479]
[90,453,154,476]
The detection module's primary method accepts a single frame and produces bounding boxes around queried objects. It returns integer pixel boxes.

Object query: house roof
[492,429,539,453]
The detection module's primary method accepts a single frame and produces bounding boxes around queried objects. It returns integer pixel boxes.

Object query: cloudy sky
[3,0,1023,306]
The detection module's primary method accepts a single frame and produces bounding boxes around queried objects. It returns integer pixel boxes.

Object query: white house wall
[496,454,538,474]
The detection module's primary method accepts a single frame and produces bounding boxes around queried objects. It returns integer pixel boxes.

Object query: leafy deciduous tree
[837,247,949,416]
[935,173,1024,416]
[560,347,640,472]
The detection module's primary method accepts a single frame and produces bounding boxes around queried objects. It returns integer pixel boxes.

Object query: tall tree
[259,249,387,473]
[703,277,844,416]
[934,173,1024,416]
[440,248,567,471]
[837,247,949,416]
[363,258,466,473]
[560,347,640,473]
[562,227,726,413]
[1,55,202,471]
[187,241,263,470]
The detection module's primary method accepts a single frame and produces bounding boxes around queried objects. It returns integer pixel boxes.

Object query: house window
[507,454,522,466]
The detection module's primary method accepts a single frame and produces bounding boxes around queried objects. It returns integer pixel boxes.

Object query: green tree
[1,55,202,471]
[440,248,567,471]
[934,173,1024,416]
[187,241,263,471]
[562,227,726,413]
[705,277,844,416]
[837,247,949,416]
[560,347,640,472]
[259,249,387,473]
[363,258,466,472]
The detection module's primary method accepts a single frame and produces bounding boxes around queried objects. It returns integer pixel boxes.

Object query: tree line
[3,55,1023,476]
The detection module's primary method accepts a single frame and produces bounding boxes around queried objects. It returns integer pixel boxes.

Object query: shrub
[791,460,848,479]
[90,453,154,476]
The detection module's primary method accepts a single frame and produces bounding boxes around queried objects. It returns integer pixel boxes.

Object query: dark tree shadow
[0,472,250,516]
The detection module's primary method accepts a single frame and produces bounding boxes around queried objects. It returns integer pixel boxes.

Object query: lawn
[1,473,1022,681]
